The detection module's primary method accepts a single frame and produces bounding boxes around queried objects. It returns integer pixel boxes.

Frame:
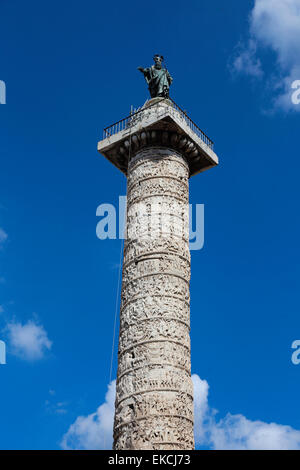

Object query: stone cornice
[98,98,219,177]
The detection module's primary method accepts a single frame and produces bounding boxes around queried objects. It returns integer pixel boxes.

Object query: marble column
[113,145,194,450]
[97,98,219,451]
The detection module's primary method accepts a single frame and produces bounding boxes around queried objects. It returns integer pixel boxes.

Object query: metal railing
[168,98,214,149]
[102,100,159,140]
[103,98,214,150]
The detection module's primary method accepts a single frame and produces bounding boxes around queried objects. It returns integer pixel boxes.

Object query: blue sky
[0,0,300,450]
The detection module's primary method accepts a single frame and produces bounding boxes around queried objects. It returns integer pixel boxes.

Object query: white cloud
[61,380,116,450]
[192,374,300,450]
[192,374,212,444]
[46,399,68,415]
[0,228,8,247]
[55,402,68,414]
[233,0,300,111]
[208,414,300,450]
[233,40,264,78]
[6,319,52,361]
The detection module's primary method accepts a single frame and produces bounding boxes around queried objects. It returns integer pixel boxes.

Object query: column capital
[98,98,219,177]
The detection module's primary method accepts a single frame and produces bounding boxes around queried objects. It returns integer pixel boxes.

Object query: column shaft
[113,147,194,450]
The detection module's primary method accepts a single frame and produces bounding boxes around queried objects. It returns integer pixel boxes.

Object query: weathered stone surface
[113,148,194,450]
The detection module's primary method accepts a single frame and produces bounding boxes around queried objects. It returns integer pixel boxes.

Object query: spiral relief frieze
[114,147,194,450]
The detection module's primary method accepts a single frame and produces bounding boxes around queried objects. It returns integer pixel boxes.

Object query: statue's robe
[144,65,172,98]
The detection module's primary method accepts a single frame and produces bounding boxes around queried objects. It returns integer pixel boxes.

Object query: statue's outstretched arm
[166,70,173,85]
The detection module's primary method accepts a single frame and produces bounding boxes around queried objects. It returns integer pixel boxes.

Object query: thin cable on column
[109,238,124,385]
[108,129,132,385]
[104,238,123,451]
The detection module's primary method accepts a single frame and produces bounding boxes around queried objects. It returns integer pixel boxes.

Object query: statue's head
[153,54,164,68]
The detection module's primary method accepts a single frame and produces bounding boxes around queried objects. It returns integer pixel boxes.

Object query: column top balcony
[97,97,219,177]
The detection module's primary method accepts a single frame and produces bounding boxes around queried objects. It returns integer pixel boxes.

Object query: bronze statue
[138,55,173,99]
